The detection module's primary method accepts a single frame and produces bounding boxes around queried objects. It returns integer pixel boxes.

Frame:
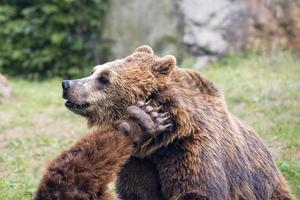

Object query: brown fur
[35,104,170,200]
[60,45,296,200]
[137,72,296,199]
[119,47,295,200]
[34,123,134,200]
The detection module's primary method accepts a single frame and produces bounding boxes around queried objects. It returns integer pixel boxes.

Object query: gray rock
[101,0,300,67]
[102,0,183,60]
[195,56,218,69]
[179,0,249,63]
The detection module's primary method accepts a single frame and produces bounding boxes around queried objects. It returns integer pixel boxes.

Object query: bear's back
[159,68,288,199]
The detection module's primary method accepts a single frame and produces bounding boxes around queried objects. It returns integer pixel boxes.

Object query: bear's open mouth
[65,100,90,109]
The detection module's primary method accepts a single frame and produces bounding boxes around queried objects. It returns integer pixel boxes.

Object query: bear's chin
[64,100,90,116]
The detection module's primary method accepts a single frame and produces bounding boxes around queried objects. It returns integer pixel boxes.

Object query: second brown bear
[35,103,171,200]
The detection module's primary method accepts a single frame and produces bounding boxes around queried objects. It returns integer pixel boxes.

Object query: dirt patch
[0,127,24,149]
[30,114,87,138]
[0,112,87,151]
[0,165,6,179]
[267,138,286,160]
[0,73,12,103]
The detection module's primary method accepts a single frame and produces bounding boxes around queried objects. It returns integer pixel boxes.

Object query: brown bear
[35,102,171,200]
[60,45,296,200]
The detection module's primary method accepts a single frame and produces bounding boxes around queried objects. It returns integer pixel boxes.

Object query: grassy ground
[0,52,299,199]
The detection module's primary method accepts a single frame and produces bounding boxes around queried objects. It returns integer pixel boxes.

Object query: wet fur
[35,101,170,200]
[57,45,295,200]
[116,48,296,200]
[34,104,169,200]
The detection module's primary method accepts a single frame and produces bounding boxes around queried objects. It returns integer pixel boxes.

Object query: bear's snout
[62,80,71,100]
[62,80,70,90]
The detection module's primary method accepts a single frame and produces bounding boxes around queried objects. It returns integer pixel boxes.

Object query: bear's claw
[128,100,172,135]
[154,105,163,111]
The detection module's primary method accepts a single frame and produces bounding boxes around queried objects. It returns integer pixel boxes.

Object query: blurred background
[0,0,299,199]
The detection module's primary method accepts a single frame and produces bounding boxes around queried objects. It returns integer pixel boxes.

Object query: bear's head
[62,45,176,126]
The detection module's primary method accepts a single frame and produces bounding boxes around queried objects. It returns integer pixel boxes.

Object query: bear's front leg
[34,125,135,200]
[153,146,229,200]
[117,100,171,200]
[117,157,165,200]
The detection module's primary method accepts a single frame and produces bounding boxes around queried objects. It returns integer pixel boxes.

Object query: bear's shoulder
[169,68,220,97]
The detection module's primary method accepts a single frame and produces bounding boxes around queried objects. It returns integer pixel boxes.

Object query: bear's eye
[98,76,110,85]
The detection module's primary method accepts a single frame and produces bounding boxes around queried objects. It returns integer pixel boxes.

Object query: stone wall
[102,0,300,67]
[179,0,250,67]
[102,0,184,60]
[249,0,300,52]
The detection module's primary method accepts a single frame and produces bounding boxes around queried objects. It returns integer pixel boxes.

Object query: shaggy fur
[35,104,170,200]
[113,46,295,200]
[35,124,131,200]
[60,45,295,200]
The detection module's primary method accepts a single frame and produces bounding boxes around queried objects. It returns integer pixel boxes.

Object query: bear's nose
[62,80,70,90]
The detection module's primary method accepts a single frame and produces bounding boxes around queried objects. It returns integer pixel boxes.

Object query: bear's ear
[135,45,154,55]
[153,55,176,75]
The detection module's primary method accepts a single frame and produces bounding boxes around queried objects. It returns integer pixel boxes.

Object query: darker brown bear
[35,103,171,200]
[61,45,296,200]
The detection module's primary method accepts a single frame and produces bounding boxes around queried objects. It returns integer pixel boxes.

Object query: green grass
[0,52,299,199]
[0,79,88,200]
[203,51,300,197]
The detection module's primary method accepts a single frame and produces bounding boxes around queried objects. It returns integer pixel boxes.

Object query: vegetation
[0,52,299,199]
[0,0,109,79]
